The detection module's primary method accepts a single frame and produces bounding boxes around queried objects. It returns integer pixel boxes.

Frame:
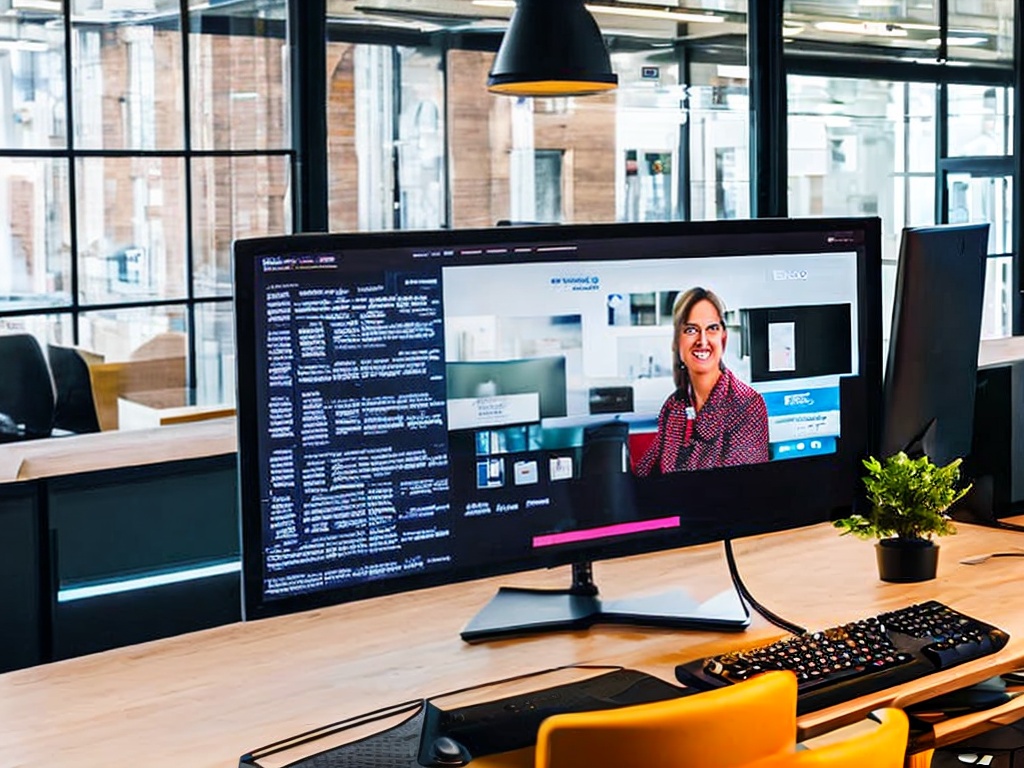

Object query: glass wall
[326,41,446,232]
[788,77,937,345]
[0,0,293,413]
[784,0,1014,63]
[0,8,69,313]
[688,61,750,221]
[322,0,750,229]
[787,73,1016,340]
[1,0,1020,434]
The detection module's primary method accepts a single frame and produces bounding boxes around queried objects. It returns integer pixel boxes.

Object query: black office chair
[0,334,55,441]
[47,344,102,434]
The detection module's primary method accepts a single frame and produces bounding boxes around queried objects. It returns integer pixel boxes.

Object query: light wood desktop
[117,388,237,430]
[3,520,1024,767]
[979,336,1024,369]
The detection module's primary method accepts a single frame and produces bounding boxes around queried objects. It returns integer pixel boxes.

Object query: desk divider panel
[47,454,242,659]
[0,482,44,672]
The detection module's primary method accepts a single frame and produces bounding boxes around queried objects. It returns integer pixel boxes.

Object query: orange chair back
[748,707,908,768]
[535,671,798,768]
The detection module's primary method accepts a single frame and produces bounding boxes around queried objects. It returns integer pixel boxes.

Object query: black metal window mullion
[937,0,949,64]
[936,82,949,225]
[62,0,80,346]
[440,36,452,229]
[677,42,690,222]
[181,0,197,391]
[748,0,787,218]
[289,0,328,233]
[1014,2,1023,334]
[391,45,402,230]
[935,0,948,226]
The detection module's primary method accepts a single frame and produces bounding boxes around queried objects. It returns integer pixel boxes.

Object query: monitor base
[460,563,750,643]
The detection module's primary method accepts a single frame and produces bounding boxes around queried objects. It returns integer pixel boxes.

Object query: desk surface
[979,336,1024,369]
[117,389,237,430]
[4,520,1024,767]
[0,416,236,483]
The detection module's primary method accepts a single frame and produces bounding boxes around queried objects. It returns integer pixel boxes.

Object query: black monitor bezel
[234,217,882,620]
[880,222,990,465]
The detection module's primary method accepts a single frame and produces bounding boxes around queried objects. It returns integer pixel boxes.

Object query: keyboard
[674,600,1010,714]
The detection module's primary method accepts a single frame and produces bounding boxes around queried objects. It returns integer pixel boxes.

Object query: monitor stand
[460,558,751,643]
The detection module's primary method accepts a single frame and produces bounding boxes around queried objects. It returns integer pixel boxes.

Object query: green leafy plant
[833,452,971,541]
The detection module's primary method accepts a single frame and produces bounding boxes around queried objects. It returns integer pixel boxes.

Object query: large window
[788,77,935,345]
[0,0,292,408]
[1,0,1020,429]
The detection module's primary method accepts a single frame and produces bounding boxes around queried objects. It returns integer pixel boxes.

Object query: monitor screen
[234,218,882,624]
[881,222,990,466]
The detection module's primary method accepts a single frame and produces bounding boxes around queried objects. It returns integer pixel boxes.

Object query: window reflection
[784,0,940,58]
[946,172,1013,338]
[788,77,938,259]
[948,85,1010,157]
[689,61,750,221]
[71,0,184,150]
[0,157,72,310]
[783,0,1014,63]
[947,0,1014,63]
[188,2,288,151]
[195,302,236,405]
[78,305,186,364]
[397,46,445,230]
[191,154,291,298]
[0,12,65,150]
[75,156,188,304]
[0,314,73,348]
[787,76,939,347]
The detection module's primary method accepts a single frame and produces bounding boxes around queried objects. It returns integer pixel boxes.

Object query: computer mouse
[430,736,467,766]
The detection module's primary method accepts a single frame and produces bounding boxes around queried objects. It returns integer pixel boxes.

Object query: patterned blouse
[634,367,770,475]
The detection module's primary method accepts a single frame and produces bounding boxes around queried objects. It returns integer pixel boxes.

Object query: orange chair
[535,671,799,768]
[535,670,910,768]
[747,707,909,768]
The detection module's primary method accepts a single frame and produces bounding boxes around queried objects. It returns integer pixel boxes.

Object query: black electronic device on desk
[238,666,690,768]
[674,600,1010,714]
[233,216,884,641]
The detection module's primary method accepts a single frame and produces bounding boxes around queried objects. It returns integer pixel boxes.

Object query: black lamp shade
[487,0,618,97]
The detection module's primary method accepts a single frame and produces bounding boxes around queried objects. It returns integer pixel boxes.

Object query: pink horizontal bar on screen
[532,516,681,549]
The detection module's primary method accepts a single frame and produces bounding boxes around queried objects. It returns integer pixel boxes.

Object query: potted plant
[833,452,971,582]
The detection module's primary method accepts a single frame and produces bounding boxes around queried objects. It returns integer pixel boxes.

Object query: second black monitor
[881,222,990,466]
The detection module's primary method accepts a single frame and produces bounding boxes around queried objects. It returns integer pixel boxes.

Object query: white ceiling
[325,0,747,42]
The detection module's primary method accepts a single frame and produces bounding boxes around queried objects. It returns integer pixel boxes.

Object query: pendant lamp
[487,0,618,97]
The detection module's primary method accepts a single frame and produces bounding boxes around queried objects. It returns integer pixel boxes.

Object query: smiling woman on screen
[634,286,769,475]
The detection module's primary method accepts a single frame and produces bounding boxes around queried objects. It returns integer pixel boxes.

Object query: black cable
[952,507,1024,533]
[723,539,807,636]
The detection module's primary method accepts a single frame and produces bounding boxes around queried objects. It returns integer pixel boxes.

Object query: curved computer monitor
[233,217,883,636]
[880,223,990,466]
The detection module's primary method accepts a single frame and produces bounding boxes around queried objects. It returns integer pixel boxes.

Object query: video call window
[441,251,859,484]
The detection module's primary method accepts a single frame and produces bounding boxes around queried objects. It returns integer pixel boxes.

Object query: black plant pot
[875,538,939,583]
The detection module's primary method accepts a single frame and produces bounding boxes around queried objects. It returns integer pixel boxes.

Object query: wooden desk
[979,336,1024,369]
[0,417,236,483]
[117,389,237,430]
[2,520,1024,767]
